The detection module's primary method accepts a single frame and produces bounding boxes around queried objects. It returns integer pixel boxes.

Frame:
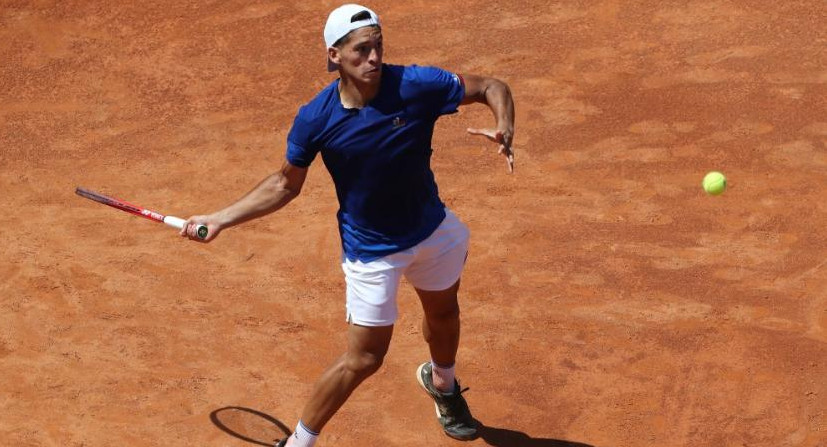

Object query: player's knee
[427,301,460,322]
[344,351,384,378]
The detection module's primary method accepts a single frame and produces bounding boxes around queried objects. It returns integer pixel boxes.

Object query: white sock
[286,420,318,447]
[431,361,456,394]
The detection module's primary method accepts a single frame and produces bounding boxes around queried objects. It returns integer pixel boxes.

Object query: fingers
[178,218,192,237]
[468,127,515,173]
[180,217,215,242]
[500,144,514,173]
[467,127,501,143]
[187,223,199,239]
[466,127,491,137]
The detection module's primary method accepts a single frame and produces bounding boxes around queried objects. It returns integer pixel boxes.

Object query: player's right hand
[180,215,221,242]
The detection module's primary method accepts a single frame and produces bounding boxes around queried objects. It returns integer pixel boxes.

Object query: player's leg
[281,252,409,446]
[406,210,477,440]
[295,323,393,433]
[414,281,477,441]
[406,209,469,374]
[415,279,461,377]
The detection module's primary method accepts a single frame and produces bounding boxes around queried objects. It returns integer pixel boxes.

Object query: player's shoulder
[393,63,456,84]
[391,64,461,96]
[294,81,339,126]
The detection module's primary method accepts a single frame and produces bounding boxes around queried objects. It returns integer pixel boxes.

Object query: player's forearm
[483,79,515,132]
[213,172,300,227]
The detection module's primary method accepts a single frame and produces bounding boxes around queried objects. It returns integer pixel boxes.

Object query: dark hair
[332,10,380,48]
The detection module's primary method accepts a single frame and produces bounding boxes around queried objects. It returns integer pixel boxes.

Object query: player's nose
[368,47,381,63]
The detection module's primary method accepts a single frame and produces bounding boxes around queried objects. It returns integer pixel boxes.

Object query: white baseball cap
[324,4,381,71]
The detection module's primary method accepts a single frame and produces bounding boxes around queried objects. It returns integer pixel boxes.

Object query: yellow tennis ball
[702,171,727,195]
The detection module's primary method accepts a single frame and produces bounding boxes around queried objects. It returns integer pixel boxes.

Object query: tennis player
[182,4,514,446]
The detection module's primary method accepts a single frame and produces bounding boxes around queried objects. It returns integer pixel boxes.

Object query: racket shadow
[477,422,597,447]
[210,406,291,446]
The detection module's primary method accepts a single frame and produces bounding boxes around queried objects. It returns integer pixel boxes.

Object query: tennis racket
[75,187,208,239]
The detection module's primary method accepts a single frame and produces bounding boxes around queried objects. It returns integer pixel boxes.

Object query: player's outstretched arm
[181,161,308,241]
[460,74,515,172]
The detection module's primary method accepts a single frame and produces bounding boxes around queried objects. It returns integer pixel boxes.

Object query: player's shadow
[210,406,291,446]
[477,422,596,447]
[208,407,596,447]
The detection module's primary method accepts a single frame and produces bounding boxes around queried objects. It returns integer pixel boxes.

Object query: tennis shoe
[416,362,478,440]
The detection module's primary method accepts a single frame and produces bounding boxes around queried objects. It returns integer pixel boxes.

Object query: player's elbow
[258,173,298,204]
[286,185,302,199]
[462,75,510,106]
[487,77,511,100]
[272,173,302,198]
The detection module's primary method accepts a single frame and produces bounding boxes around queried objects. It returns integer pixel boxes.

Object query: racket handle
[164,216,208,240]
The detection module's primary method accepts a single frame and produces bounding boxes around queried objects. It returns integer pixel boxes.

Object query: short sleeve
[407,65,465,116]
[285,108,319,168]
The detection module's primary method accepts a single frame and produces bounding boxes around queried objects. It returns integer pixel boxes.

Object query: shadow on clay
[478,422,597,447]
[210,406,290,446]
[208,407,600,446]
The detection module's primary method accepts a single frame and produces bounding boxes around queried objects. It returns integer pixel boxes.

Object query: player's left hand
[467,127,514,173]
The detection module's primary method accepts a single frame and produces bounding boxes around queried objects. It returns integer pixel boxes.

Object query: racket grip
[164,216,208,240]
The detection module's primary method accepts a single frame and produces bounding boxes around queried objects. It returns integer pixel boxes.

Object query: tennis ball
[702,171,727,195]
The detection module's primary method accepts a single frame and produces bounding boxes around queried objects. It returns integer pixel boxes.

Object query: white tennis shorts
[341,209,470,327]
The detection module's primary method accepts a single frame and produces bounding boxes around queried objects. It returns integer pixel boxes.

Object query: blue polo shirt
[286,64,465,262]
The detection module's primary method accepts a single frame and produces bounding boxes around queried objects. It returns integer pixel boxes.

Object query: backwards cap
[324,4,381,72]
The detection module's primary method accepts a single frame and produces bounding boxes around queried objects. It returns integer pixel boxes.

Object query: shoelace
[437,386,472,422]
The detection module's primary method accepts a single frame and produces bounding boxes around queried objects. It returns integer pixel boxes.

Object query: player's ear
[328,47,341,66]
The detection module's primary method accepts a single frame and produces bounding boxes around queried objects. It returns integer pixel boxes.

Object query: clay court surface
[2,1,826,446]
